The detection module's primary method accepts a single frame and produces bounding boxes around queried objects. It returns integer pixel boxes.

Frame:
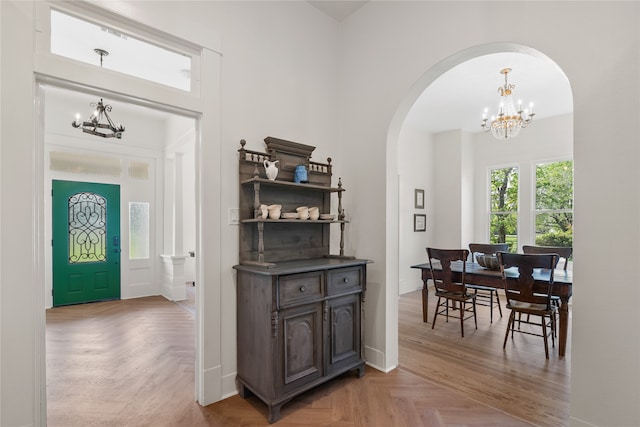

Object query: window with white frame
[489,166,519,252]
[129,202,150,259]
[535,160,573,248]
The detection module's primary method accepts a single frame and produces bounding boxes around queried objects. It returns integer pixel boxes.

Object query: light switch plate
[229,208,239,225]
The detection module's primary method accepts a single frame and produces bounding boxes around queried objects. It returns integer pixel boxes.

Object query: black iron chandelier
[71,98,125,139]
[71,48,125,139]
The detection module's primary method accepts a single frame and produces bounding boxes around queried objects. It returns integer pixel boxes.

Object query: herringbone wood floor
[46,288,569,426]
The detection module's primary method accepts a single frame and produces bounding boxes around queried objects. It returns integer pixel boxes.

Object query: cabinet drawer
[327,267,362,295]
[279,271,324,307]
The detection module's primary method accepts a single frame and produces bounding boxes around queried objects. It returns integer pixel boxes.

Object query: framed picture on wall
[414,188,425,209]
[414,214,426,232]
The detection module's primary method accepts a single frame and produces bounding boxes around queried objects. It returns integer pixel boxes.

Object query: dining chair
[522,245,572,270]
[467,243,509,323]
[426,248,477,337]
[522,245,572,334]
[496,251,558,359]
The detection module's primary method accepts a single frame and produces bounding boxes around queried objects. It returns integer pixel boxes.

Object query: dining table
[411,261,573,358]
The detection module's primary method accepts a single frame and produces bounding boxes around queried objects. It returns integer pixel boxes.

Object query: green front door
[52,180,121,306]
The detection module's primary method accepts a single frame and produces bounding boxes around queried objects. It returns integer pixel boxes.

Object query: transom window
[50,9,192,91]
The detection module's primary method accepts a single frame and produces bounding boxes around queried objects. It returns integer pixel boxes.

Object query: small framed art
[414,189,425,209]
[414,214,426,232]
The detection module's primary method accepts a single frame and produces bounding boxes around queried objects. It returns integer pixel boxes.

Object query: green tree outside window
[490,167,518,252]
[535,160,573,248]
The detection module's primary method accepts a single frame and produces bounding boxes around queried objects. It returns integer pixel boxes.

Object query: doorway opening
[387,42,574,424]
[40,81,199,422]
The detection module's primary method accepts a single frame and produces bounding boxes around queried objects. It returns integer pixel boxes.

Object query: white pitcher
[263,160,279,181]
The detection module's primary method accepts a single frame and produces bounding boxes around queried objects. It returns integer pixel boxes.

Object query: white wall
[432,129,476,249]
[1,2,41,424]
[339,2,639,427]
[397,125,434,294]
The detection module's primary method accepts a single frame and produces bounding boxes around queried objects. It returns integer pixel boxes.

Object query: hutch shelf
[233,137,369,423]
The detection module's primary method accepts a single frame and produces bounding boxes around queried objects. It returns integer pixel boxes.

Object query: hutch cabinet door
[278,303,323,394]
[326,293,361,375]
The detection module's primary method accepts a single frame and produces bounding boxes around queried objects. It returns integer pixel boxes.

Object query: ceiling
[308,1,368,21]
[404,52,573,134]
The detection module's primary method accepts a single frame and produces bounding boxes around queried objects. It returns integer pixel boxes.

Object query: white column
[173,152,184,255]
[161,255,187,301]
[161,153,187,301]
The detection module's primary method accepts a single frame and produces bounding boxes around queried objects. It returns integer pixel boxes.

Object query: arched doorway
[385,41,573,413]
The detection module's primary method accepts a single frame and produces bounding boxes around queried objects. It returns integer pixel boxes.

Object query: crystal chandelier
[71,98,125,139]
[481,68,535,140]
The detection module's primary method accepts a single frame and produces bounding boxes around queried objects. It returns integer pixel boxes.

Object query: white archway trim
[385,41,569,372]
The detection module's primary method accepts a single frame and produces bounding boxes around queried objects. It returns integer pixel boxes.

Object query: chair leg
[503,311,515,349]
[489,292,494,323]
[432,297,441,330]
[541,316,549,359]
[459,301,465,337]
[473,300,477,330]
[495,290,503,318]
[517,312,522,331]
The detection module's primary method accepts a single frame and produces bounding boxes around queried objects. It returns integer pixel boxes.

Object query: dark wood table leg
[558,298,570,358]
[422,286,429,322]
[421,270,430,322]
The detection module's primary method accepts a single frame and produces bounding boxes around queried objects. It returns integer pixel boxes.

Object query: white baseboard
[200,365,222,406]
[364,345,396,372]
[221,371,239,399]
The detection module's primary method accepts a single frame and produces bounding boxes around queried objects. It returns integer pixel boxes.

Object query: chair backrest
[426,248,469,293]
[468,243,509,262]
[497,252,558,309]
[522,245,572,270]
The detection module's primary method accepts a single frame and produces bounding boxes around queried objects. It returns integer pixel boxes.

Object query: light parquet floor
[399,289,570,427]
[46,287,568,426]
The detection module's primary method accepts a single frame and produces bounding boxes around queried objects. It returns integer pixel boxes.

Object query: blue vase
[294,165,308,183]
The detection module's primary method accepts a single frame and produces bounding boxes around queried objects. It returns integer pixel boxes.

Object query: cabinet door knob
[299,286,306,292]
[343,278,349,283]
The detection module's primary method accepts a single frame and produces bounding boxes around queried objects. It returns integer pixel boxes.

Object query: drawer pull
[343,278,349,283]
[299,286,306,292]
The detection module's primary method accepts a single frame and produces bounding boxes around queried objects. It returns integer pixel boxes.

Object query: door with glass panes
[52,180,121,306]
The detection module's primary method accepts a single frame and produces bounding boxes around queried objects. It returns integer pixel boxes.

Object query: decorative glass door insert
[68,192,107,263]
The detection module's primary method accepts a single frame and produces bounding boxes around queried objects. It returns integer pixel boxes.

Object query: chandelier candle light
[481,68,535,140]
[71,98,125,139]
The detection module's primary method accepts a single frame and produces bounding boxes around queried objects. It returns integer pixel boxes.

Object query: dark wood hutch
[233,137,369,423]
